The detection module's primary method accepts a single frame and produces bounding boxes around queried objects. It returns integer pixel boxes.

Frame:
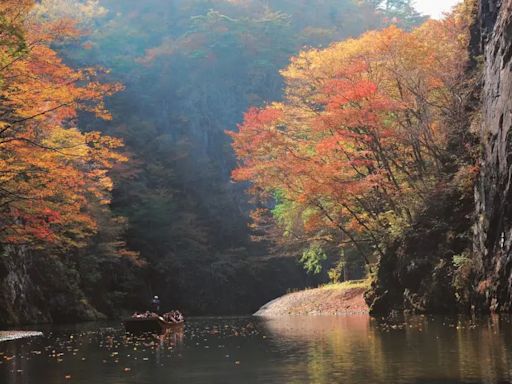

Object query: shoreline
[254,281,369,317]
[0,331,43,343]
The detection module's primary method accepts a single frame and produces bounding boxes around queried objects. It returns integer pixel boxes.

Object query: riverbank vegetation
[0,0,145,324]
[230,1,480,311]
[230,1,476,274]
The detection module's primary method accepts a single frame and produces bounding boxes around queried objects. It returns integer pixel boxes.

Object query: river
[1,315,511,383]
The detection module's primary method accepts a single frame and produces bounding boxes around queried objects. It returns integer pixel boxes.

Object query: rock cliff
[0,247,105,325]
[474,0,512,311]
[365,187,473,314]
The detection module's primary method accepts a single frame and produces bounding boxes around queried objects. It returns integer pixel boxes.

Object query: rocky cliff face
[0,247,105,326]
[474,0,512,311]
[0,247,50,325]
[365,187,473,314]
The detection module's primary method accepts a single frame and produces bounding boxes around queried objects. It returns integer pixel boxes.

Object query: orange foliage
[0,1,126,249]
[230,5,473,257]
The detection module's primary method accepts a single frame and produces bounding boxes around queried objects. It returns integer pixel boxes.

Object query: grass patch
[320,279,370,291]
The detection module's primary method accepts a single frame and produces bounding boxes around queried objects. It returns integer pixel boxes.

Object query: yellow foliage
[0,1,126,249]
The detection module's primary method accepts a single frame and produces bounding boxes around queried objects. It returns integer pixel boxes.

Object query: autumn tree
[0,0,126,250]
[229,3,474,278]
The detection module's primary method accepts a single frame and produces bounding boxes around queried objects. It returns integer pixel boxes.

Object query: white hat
[154,295,159,299]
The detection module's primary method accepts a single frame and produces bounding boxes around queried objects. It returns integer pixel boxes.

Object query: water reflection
[1,316,512,383]
[0,323,185,384]
[261,315,512,384]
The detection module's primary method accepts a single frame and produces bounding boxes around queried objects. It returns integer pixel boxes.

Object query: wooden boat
[124,313,184,334]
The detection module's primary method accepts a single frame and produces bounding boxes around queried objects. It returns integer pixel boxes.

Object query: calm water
[1,315,512,384]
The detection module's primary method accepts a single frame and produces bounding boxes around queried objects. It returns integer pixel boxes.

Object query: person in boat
[151,295,161,313]
[162,310,184,323]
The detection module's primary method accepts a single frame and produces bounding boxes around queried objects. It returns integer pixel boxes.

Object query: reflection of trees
[261,315,512,383]
[158,326,185,348]
[454,315,512,383]
[368,315,512,383]
[262,316,385,383]
[155,326,185,364]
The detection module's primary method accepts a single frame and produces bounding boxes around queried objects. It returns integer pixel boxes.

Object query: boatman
[151,295,160,313]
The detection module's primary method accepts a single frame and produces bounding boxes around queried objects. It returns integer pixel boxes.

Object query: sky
[414,0,461,19]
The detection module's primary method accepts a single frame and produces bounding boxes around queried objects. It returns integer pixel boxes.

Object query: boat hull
[123,317,184,334]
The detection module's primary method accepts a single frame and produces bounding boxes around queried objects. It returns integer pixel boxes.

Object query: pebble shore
[0,331,43,342]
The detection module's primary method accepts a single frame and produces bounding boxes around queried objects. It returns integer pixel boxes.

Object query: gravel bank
[254,284,369,317]
[0,331,43,342]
